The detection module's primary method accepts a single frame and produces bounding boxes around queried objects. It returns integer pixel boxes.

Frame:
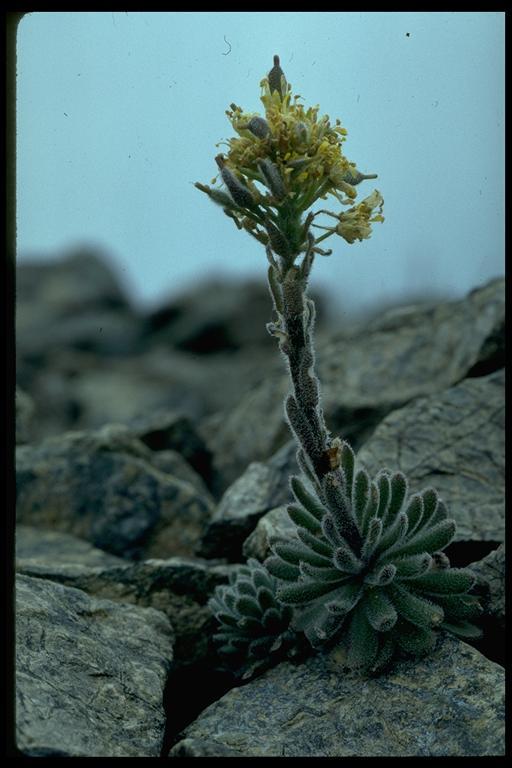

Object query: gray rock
[150,450,211,498]
[469,544,505,629]
[144,278,278,353]
[17,247,131,314]
[16,557,235,668]
[15,525,125,568]
[15,388,35,445]
[242,505,294,561]
[16,248,141,359]
[198,441,298,560]
[126,409,214,491]
[16,574,174,756]
[170,738,243,757]
[170,634,504,756]
[356,369,504,543]
[203,278,505,487]
[18,343,280,444]
[16,424,214,559]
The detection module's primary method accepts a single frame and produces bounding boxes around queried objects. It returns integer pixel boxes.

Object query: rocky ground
[14,247,505,756]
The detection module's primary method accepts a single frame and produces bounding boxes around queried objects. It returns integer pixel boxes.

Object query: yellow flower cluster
[196,55,384,255]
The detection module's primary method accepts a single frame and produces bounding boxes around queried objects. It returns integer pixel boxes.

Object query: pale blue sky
[16,11,505,318]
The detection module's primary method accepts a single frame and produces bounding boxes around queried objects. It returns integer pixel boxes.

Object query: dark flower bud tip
[268,54,286,98]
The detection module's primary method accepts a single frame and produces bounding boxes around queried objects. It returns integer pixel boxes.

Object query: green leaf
[278,579,338,605]
[395,620,437,655]
[256,586,275,612]
[419,488,438,527]
[290,475,326,522]
[321,513,344,548]
[235,595,261,619]
[370,634,396,673]
[347,604,379,669]
[404,495,423,534]
[353,469,370,526]
[296,526,333,557]
[387,519,456,559]
[365,563,397,586]
[389,584,444,628]
[312,611,345,642]
[363,589,398,632]
[376,512,408,554]
[361,517,383,561]
[387,472,408,520]
[340,442,355,494]
[333,541,363,574]
[215,611,239,628]
[441,620,483,639]
[393,553,432,579]
[237,579,257,597]
[408,568,475,595]
[434,594,482,621]
[361,482,379,536]
[376,471,391,520]
[249,635,275,658]
[299,561,346,582]
[252,568,274,591]
[273,541,332,568]
[325,581,364,614]
[287,502,322,534]
[265,556,301,581]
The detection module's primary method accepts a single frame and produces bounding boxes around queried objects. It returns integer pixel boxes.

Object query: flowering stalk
[196,56,384,548]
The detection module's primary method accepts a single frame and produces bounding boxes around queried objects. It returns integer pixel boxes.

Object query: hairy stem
[271,258,332,481]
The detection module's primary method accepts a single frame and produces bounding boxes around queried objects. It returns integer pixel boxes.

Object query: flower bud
[245,116,271,139]
[215,155,255,209]
[268,54,286,98]
[265,218,292,258]
[258,159,286,199]
[343,168,378,186]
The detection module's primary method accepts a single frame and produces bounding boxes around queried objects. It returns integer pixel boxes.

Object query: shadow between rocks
[160,662,236,757]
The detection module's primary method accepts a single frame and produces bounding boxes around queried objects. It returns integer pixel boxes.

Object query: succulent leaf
[290,475,326,521]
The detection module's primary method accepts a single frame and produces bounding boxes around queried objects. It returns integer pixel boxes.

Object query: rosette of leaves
[208,557,303,680]
[265,442,482,674]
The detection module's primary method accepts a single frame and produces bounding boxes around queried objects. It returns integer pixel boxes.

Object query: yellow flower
[335,190,385,244]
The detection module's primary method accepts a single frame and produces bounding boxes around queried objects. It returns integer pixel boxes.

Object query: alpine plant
[208,558,303,680]
[200,56,482,677]
[265,442,482,673]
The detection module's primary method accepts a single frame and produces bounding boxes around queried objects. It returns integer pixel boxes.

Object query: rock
[144,278,277,353]
[198,441,298,560]
[356,369,504,543]
[126,409,214,492]
[16,557,235,669]
[16,424,214,559]
[170,634,504,757]
[16,574,174,756]
[170,738,243,757]
[16,247,141,360]
[16,388,35,444]
[150,450,211,498]
[242,505,294,561]
[202,278,505,487]
[17,344,279,444]
[15,526,125,568]
[469,544,505,629]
